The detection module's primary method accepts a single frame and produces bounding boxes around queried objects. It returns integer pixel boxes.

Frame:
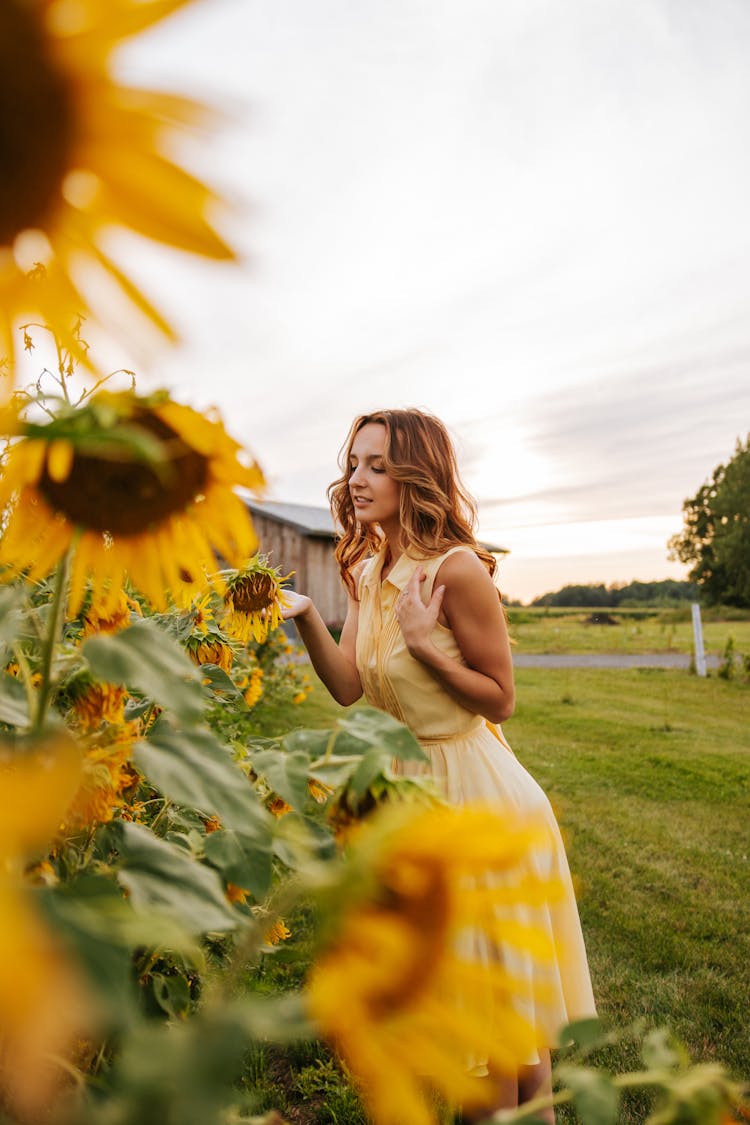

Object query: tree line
[529,579,698,608]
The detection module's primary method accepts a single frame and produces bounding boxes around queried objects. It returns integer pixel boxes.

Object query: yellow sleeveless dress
[356,545,597,1061]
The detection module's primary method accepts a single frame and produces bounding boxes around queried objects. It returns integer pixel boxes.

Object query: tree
[668,435,750,607]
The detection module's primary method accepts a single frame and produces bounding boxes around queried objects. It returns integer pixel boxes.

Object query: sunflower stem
[491,1067,675,1123]
[33,553,70,734]
[149,797,172,835]
[490,1087,571,1121]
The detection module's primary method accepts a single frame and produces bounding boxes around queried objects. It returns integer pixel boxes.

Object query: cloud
[473,334,750,525]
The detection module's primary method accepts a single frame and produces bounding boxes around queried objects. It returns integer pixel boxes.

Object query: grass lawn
[506,667,750,1118]
[243,659,750,1123]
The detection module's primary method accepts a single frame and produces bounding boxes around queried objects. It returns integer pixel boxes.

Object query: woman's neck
[380,526,404,575]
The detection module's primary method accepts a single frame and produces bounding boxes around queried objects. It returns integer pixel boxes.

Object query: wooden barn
[246,500,347,628]
[246,499,509,631]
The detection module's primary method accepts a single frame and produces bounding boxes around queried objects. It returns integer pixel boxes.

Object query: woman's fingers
[431,584,446,611]
[280,591,311,620]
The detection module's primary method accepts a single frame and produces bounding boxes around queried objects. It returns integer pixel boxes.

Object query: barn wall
[305,538,348,627]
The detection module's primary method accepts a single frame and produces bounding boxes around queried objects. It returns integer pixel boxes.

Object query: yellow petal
[46,439,74,483]
[0,736,82,853]
[96,151,235,259]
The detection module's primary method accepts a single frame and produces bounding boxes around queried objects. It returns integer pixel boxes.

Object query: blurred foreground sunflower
[221,556,293,644]
[0,734,93,1115]
[0,389,264,612]
[307,802,561,1125]
[0,0,235,387]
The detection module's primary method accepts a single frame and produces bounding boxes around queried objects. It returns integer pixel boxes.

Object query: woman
[282,408,596,1121]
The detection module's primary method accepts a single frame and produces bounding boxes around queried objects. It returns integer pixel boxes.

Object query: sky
[26,0,750,603]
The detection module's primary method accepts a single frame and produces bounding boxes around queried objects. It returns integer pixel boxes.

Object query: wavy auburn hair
[328,409,498,595]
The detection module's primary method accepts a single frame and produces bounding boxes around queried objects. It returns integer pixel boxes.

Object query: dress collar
[362,546,419,593]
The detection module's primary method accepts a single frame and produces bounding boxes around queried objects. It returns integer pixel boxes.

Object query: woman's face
[348,422,401,529]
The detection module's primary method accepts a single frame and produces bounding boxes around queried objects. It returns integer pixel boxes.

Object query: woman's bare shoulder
[435,547,494,586]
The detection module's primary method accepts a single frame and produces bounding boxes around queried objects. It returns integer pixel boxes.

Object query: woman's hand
[394,566,445,657]
[280,590,313,621]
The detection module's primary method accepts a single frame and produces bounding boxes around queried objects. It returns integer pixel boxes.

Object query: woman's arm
[395,551,515,724]
[282,589,363,707]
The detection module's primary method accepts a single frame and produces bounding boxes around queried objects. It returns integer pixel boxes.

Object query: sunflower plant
[0,384,265,617]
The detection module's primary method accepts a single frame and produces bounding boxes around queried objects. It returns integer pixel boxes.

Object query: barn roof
[245,499,509,554]
[246,500,336,538]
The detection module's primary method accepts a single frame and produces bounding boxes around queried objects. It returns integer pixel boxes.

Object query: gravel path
[513,652,718,669]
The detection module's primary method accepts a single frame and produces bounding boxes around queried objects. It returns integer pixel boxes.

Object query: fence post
[691,602,707,677]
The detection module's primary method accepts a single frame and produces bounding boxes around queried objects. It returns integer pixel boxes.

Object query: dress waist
[417,717,485,744]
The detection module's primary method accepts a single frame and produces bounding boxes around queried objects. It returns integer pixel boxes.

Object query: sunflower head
[226,882,250,906]
[221,556,293,644]
[0,388,264,613]
[267,795,292,819]
[0,0,236,383]
[80,588,142,637]
[63,671,128,731]
[186,635,234,672]
[0,0,73,245]
[326,770,441,845]
[264,919,292,946]
[307,802,562,1125]
[241,665,264,708]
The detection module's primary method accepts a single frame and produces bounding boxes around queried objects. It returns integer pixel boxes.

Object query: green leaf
[144,609,197,642]
[152,972,192,1019]
[203,826,273,898]
[108,821,237,934]
[200,664,250,710]
[559,1066,619,1125]
[40,874,203,1025]
[348,746,396,799]
[250,747,312,811]
[0,586,26,648]
[273,815,336,866]
[282,728,333,759]
[223,991,314,1042]
[134,726,270,831]
[82,619,204,722]
[0,673,31,726]
[40,878,135,1019]
[338,706,427,761]
[641,1027,687,1070]
[307,758,366,789]
[559,1017,605,1052]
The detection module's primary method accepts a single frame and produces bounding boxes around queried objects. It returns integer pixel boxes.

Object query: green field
[506,605,750,658]
[245,638,750,1123]
[506,667,750,1113]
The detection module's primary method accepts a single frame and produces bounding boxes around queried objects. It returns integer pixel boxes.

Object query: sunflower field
[0,2,747,1123]
[0,377,744,1125]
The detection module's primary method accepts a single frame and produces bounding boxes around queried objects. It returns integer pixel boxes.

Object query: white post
[691,602,707,677]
